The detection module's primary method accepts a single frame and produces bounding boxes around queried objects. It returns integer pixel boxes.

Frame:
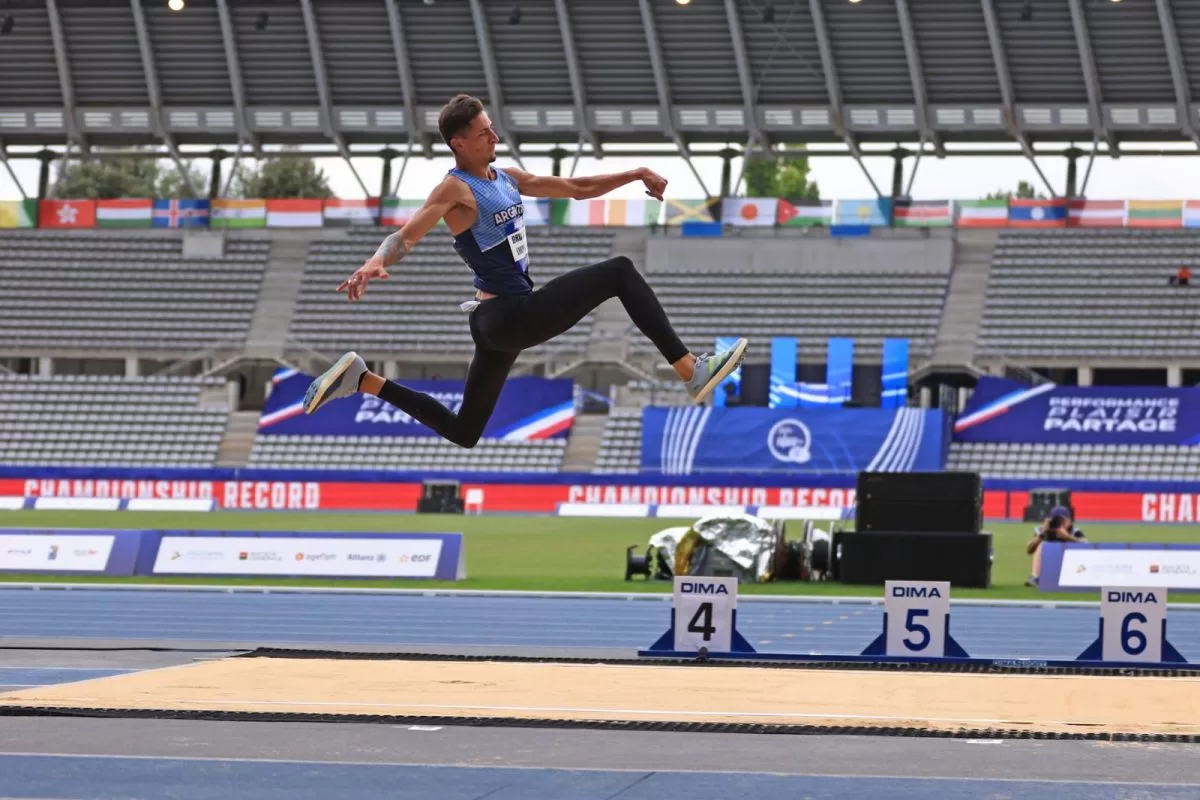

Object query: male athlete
[302,94,747,448]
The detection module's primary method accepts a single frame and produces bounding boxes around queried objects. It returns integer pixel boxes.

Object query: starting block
[640,578,1190,669]
[1076,587,1187,664]
[860,580,969,659]
[643,576,755,656]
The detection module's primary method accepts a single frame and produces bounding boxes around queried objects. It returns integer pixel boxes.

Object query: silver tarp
[651,512,781,583]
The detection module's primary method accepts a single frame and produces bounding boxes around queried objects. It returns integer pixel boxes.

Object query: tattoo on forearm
[374,232,410,265]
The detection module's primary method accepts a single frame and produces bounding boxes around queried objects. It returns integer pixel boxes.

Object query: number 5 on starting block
[1077,587,1187,665]
[862,580,969,659]
[644,576,755,656]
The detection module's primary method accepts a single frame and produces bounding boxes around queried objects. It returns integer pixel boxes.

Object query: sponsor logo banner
[151,534,459,579]
[1041,543,1200,591]
[0,534,114,572]
[641,407,945,475]
[955,376,1200,444]
[257,370,575,441]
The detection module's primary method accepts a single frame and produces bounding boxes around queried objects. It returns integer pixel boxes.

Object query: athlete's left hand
[639,168,667,201]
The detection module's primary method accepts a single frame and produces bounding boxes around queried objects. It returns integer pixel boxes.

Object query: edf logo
[681,583,729,595]
[892,586,942,598]
[1108,591,1159,604]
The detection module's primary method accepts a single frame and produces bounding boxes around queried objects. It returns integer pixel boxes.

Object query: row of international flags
[3,196,1200,231]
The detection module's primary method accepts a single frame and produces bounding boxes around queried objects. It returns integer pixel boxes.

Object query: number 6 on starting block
[1077,587,1187,665]
[643,576,755,656]
[862,580,969,659]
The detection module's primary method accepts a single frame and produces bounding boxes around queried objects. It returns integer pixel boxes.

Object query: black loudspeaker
[1023,488,1073,523]
[416,480,464,514]
[832,530,992,588]
[855,471,983,534]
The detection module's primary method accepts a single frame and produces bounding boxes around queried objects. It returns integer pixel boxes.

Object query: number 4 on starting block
[1077,587,1187,665]
[644,576,756,656]
[862,580,969,659]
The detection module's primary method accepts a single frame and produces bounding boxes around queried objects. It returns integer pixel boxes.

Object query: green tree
[742,143,819,201]
[986,179,1044,200]
[229,156,334,199]
[52,153,205,199]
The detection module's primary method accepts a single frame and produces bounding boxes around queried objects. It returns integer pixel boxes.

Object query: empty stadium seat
[0,373,230,468]
[977,229,1200,360]
[287,226,614,357]
[0,231,269,353]
[247,433,567,473]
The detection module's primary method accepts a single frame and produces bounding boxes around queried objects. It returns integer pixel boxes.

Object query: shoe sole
[691,338,748,404]
[304,351,358,415]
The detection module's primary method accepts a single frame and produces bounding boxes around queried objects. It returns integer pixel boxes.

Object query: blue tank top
[448,167,533,296]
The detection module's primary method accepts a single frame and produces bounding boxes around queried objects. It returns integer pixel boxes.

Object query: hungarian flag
[0,199,37,228]
[1068,199,1125,227]
[96,198,153,228]
[777,199,832,227]
[893,200,951,227]
[721,197,778,227]
[323,198,379,226]
[956,198,1008,227]
[38,200,96,229]
[266,198,323,227]
[380,197,432,227]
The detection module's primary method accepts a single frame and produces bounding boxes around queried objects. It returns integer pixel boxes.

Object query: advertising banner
[641,406,945,475]
[954,376,1200,445]
[1039,542,1200,592]
[0,529,142,575]
[257,369,575,441]
[148,532,465,580]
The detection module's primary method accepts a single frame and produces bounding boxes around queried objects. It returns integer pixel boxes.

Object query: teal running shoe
[685,337,748,403]
[303,351,367,415]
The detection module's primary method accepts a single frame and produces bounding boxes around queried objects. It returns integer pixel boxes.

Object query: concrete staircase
[560,412,608,472]
[243,231,323,360]
[215,410,260,467]
[926,229,1000,370]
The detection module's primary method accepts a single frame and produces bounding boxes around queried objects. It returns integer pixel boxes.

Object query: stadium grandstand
[1,0,1199,486]
[6,2,1200,796]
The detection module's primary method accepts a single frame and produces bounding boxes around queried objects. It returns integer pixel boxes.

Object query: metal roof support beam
[723,0,766,153]
[43,0,86,155]
[0,142,29,200]
[979,0,1057,197]
[299,0,370,197]
[636,0,711,197]
[552,0,601,157]
[214,0,256,155]
[128,0,199,197]
[383,0,427,159]
[1154,0,1200,149]
[807,0,883,197]
[468,0,525,169]
[893,0,942,160]
[1065,0,1117,156]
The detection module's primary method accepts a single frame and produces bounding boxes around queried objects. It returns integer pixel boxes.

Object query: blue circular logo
[768,419,812,464]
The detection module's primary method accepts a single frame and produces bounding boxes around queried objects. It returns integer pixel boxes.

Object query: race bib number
[507,223,528,266]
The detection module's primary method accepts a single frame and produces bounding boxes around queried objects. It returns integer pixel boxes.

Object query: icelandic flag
[153,198,210,228]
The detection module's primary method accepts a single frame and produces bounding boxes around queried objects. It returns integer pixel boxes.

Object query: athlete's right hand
[337,259,390,302]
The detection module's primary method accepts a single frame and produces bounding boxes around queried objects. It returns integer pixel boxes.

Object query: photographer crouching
[1025,505,1087,588]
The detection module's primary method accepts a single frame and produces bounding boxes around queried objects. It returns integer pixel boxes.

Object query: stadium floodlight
[675,0,691,5]
[167,0,185,10]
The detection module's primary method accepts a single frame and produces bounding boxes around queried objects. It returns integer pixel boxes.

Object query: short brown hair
[438,94,484,150]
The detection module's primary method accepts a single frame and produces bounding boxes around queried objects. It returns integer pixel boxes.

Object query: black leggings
[377,256,690,448]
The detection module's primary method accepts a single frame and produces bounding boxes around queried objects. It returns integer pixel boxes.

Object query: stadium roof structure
[1,0,1199,193]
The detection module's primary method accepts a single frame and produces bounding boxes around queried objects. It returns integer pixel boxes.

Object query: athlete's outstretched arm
[337,179,460,302]
[503,166,667,201]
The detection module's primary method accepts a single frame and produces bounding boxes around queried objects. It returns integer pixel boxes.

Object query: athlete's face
[453,112,499,166]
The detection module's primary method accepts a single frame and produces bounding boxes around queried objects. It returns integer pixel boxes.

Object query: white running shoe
[684,337,748,404]
[303,351,367,415]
